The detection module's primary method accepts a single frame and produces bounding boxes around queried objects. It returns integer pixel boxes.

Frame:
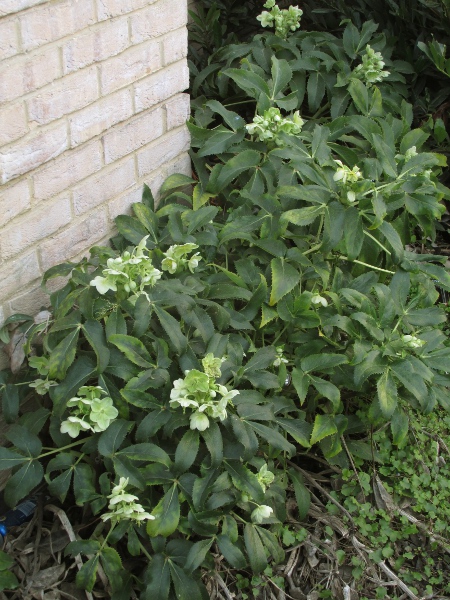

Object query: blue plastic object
[0,498,37,545]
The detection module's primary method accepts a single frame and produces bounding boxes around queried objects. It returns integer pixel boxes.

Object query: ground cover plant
[1,1,450,598]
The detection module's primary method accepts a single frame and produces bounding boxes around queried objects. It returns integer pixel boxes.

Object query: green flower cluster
[352,45,390,85]
[28,355,58,395]
[60,386,118,438]
[101,477,154,523]
[161,243,202,274]
[333,159,363,203]
[246,108,304,146]
[257,0,303,39]
[90,236,161,297]
[169,354,239,431]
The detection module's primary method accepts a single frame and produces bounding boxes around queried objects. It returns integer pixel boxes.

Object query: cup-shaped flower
[60,416,91,438]
[100,477,154,523]
[161,256,178,274]
[202,353,223,379]
[190,411,210,431]
[90,275,118,295]
[311,294,328,308]
[188,252,202,273]
[89,397,119,432]
[257,464,275,492]
[251,504,273,523]
[184,369,211,395]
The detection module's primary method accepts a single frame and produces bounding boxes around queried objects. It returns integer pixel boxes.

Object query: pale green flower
[89,397,119,431]
[188,252,201,273]
[333,160,362,185]
[60,416,91,438]
[352,45,390,85]
[402,334,425,349]
[251,504,273,523]
[246,108,304,146]
[29,378,57,395]
[161,256,178,274]
[257,0,302,38]
[202,353,223,379]
[190,411,210,431]
[101,477,154,523]
[273,346,288,367]
[90,275,118,295]
[257,464,275,492]
[311,294,328,308]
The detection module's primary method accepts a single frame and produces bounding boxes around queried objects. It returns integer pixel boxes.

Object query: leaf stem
[38,438,91,459]
[338,256,395,275]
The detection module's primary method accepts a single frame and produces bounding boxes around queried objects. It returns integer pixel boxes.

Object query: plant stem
[38,438,91,459]
[139,540,153,562]
[311,101,331,120]
[338,256,395,275]
[363,230,391,256]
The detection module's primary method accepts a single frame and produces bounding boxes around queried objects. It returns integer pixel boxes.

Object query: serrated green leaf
[4,460,44,507]
[301,354,348,373]
[269,258,300,306]
[118,443,171,467]
[154,306,187,354]
[224,461,264,503]
[1,384,19,424]
[98,420,131,457]
[276,418,312,448]
[76,555,99,592]
[310,414,338,446]
[143,554,170,600]
[391,408,409,446]
[147,484,180,537]
[115,215,149,245]
[348,79,369,114]
[216,535,247,569]
[174,430,199,474]
[0,448,28,470]
[289,470,311,520]
[244,524,267,573]
[109,334,154,369]
[344,206,364,261]
[377,370,398,418]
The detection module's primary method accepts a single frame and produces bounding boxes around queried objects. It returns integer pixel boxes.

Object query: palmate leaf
[4,460,44,507]
[244,524,268,574]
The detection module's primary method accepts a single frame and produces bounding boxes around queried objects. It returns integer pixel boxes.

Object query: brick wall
[0,0,191,367]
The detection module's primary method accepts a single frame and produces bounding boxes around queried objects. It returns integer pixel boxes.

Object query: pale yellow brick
[166,93,190,131]
[19,0,95,52]
[96,0,154,20]
[69,88,133,147]
[0,102,28,145]
[103,107,165,165]
[137,126,190,178]
[72,157,135,215]
[0,17,19,60]
[162,27,188,66]
[134,61,189,113]
[0,0,47,16]
[107,184,144,220]
[39,208,108,271]
[0,179,31,227]
[130,0,187,44]
[0,121,67,184]
[100,39,161,96]
[27,66,98,126]
[0,196,72,260]
[166,151,192,178]
[33,141,103,200]
[8,285,50,318]
[0,250,41,304]
[0,46,61,103]
[63,18,129,74]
